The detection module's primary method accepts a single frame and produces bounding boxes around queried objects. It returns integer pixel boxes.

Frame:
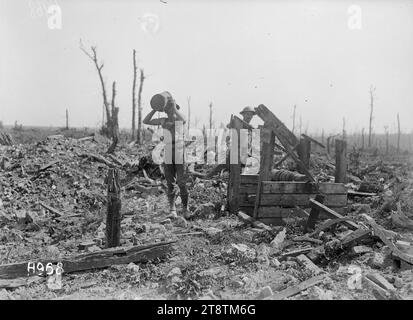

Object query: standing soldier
[143,91,190,219]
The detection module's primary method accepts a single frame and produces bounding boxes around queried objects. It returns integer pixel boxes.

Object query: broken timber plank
[266,273,328,300]
[347,190,377,197]
[254,104,315,182]
[240,194,347,207]
[309,199,358,230]
[239,180,346,194]
[0,241,175,280]
[253,125,275,219]
[0,276,43,289]
[39,202,64,217]
[301,134,325,149]
[296,254,323,275]
[237,211,272,231]
[305,194,325,232]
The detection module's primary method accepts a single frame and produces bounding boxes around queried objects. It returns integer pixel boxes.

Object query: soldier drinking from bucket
[143,91,190,219]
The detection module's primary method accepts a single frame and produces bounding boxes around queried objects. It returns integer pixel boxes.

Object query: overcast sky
[1,0,412,135]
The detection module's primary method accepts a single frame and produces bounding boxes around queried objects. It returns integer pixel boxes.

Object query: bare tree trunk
[321,129,324,145]
[137,69,145,144]
[397,112,401,154]
[292,104,296,135]
[384,126,389,155]
[342,117,346,140]
[209,102,213,130]
[368,86,375,147]
[187,96,191,132]
[107,81,119,154]
[80,42,111,135]
[361,128,365,150]
[131,49,137,141]
[65,108,69,130]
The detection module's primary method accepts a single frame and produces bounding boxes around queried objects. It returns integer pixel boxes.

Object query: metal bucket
[150,91,172,111]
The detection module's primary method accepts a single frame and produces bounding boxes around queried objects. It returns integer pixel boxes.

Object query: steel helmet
[240,106,255,115]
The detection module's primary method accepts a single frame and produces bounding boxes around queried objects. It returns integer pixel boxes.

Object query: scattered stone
[256,286,273,299]
[368,252,386,269]
[352,204,371,214]
[86,245,101,253]
[307,286,334,300]
[204,227,223,236]
[78,240,95,251]
[229,279,244,289]
[351,245,373,256]
[394,277,403,289]
[175,217,188,228]
[270,228,286,250]
[160,218,172,225]
[270,258,281,267]
[167,267,182,278]
[126,263,140,274]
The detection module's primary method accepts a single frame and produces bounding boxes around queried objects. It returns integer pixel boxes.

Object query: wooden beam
[305,194,325,232]
[106,168,121,248]
[239,181,346,194]
[237,211,272,231]
[301,133,325,148]
[0,241,175,280]
[253,125,275,218]
[228,115,250,213]
[266,274,328,300]
[335,139,347,183]
[254,104,314,182]
[240,193,347,207]
[309,199,358,230]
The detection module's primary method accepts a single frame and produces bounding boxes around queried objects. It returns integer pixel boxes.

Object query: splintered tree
[137,69,145,144]
[131,49,137,141]
[368,86,376,147]
[292,104,296,135]
[209,102,213,130]
[65,108,69,130]
[361,128,365,150]
[80,41,118,139]
[397,113,401,154]
[107,81,119,154]
[384,126,389,155]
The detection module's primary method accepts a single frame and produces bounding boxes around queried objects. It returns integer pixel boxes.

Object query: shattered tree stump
[106,168,121,248]
[335,139,347,183]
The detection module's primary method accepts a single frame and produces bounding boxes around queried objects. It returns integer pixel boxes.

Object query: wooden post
[305,194,325,232]
[297,136,311,173]
[335,139,347,183]
[106,168,121,248]
[253,125,275,219]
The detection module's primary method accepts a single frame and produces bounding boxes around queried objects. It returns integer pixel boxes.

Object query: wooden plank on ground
[266,274,328,300]
[309,199,359,230]
[237,211,272,231]
[0,241,174,280]
[239,181,346,194]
